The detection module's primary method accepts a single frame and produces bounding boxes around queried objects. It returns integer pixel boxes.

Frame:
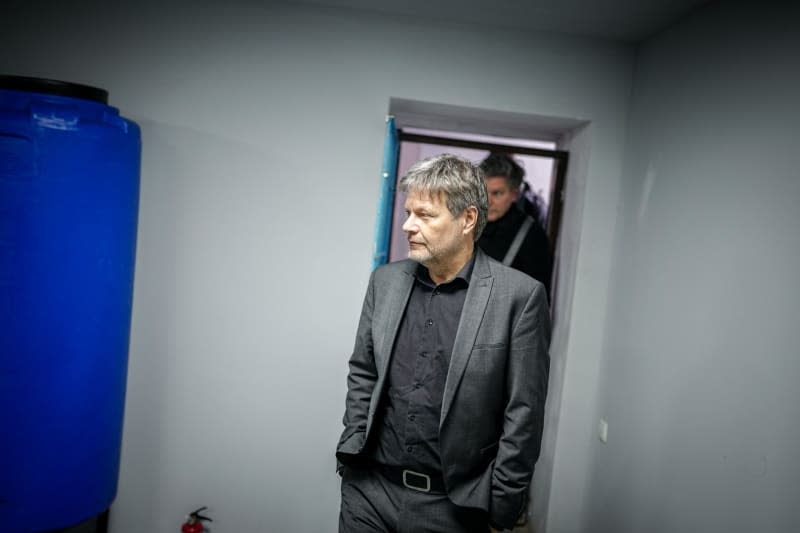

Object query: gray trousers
[339,466,489,533]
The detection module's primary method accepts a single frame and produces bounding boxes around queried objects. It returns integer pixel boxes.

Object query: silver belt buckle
[402,469,431,492]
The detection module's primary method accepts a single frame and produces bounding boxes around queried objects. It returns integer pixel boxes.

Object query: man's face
[402,189,469,267]
[485,176,519,222]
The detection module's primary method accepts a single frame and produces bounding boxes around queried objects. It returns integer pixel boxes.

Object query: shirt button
[426,319,433,326]
[408,414,415,421]
[414,382,421,389]
[433,289,440,296]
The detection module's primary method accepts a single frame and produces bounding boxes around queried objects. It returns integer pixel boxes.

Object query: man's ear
[462,206,478,236]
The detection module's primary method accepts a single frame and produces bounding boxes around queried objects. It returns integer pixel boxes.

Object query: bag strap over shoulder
[502,216,533,266]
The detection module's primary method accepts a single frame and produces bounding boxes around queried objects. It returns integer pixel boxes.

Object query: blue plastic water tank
[0,76,141,532]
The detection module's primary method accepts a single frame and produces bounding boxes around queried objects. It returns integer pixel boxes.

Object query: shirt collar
[415,252,475,287]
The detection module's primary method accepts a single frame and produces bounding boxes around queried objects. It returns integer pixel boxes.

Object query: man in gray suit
[337,154,550,532]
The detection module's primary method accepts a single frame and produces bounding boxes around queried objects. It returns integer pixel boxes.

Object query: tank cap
[0,75,108,104]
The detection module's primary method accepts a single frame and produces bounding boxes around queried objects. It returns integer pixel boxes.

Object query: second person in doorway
[478,153,553,297]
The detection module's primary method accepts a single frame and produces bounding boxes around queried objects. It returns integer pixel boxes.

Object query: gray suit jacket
[337,248,550,529]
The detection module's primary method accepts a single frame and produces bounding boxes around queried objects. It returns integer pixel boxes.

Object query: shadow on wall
[114,121,293,527]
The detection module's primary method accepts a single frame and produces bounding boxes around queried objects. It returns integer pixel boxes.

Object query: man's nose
[402,215,416,233]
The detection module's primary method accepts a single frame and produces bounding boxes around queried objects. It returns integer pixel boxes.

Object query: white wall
[1,1,634,531]
[583,2,800,532]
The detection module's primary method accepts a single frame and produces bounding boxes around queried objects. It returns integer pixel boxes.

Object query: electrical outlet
[598,418,609,443]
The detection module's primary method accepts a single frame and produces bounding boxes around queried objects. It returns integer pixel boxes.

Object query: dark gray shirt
[370,255,474,473]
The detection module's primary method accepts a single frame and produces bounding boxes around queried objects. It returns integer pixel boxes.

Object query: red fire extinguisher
[182,506,212,533]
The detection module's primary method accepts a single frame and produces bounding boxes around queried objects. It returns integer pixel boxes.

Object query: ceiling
[281,0,713,43]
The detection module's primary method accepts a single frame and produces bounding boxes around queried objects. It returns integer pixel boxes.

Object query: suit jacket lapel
[440,250,494,427]
[374,261,415,379]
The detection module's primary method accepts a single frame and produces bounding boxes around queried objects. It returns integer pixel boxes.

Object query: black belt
[377,464,447,494]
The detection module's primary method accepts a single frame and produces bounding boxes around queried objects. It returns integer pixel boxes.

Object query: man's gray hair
[399,153,489,241]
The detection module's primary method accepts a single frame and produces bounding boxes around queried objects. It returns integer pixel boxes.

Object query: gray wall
[1,1,633,531]
[583,2,800,532]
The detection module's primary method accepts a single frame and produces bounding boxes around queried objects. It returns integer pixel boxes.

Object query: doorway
[378,97,593,531]
[386,127,568,303]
